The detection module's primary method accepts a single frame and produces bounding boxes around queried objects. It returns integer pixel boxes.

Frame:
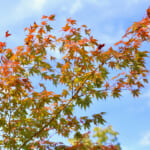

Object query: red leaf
[147,7,150,18]
[97,43,105,50]
[0,42,6,48]
[5,31,11,37]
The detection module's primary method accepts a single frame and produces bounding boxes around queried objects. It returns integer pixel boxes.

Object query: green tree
[0,8,149,150]
[67,126,121,150]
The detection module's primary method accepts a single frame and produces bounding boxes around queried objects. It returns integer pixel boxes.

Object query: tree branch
[18,68,97,150]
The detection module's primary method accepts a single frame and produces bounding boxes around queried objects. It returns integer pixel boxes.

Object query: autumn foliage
[0,8,149,150]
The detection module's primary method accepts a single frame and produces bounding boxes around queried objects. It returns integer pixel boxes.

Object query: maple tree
[0,7,150,150]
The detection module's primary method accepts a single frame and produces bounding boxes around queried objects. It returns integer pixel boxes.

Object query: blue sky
[0,0,150,150]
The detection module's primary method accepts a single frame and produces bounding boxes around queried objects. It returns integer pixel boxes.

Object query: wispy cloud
[32,0,47,10]
[68,0,110,15]
[14,0,47,20]
[0,0,47,26]
[69,0,82,15]
[140,131,150,146]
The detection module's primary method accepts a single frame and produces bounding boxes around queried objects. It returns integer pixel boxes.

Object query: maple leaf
[67,17,76,25]
[41,21,47,25]
[48,14,55,21]
[62,23,71,32]
[114,40,123,46]
[45,25,53,32]
[104,82,109,88]
[5,30,11,37]
[147,7,150,18]
[0,42,6,48]
[62,89,69,98]
[42,15,48,19]
[22,78,28,83]
[85,29,91,35]
[97,43,105,50]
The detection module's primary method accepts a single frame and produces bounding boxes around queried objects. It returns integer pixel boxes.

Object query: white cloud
[140,131,150,146]
[63,0,110,15]
[68,0,111,16]
[70,0,82,15]
[14,0,47,20]
[32,0,46,10]
[0,0,47,26]
[19,0,46,11]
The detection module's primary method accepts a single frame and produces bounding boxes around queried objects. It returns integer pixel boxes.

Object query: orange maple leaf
[62,23,71,32]
[114,40,123,46]
[42,15,48,19]
[67,17,76,25]
[41,21,47,25]
[104,82,109,88]
[48,14,55,21]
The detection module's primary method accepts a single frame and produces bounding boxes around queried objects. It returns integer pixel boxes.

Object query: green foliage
[0,8,149,149]
[68,126,121,150]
